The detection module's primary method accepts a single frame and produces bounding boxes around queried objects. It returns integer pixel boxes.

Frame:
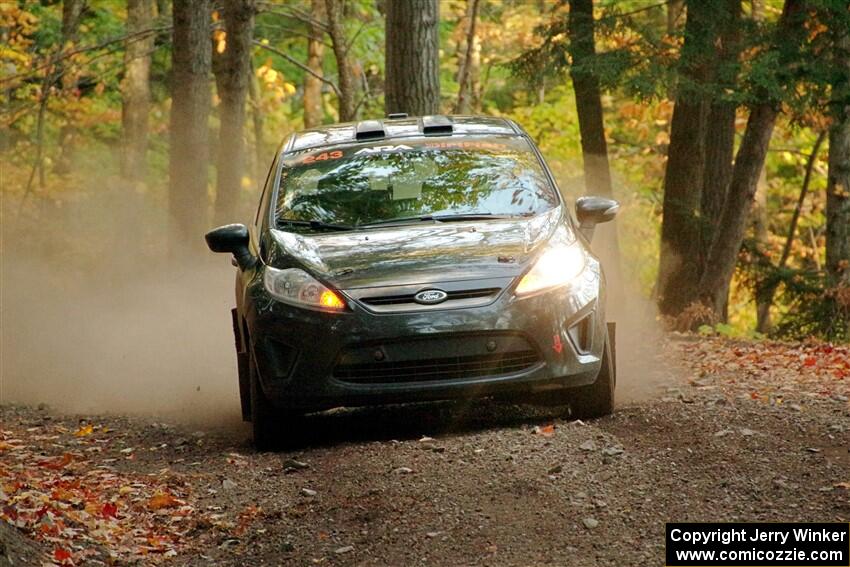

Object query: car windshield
[274,136,558,230]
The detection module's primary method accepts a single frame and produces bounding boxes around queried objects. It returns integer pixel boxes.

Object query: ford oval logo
[414,289,448,305]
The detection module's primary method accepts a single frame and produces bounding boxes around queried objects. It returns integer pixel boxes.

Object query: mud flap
[606,321,616,385]
[232,308,251,421]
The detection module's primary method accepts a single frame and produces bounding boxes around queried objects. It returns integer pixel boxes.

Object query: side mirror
[575,196,619,241]
[205,224,256,270]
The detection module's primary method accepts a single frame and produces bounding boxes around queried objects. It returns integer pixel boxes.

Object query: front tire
[525,325,615,419]
[569,327,615,419]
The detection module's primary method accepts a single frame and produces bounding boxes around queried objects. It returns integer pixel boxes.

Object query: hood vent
[421,115,453,135]
[355,120,386,140]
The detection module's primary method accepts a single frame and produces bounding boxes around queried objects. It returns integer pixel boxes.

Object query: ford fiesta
[206,115,619,448]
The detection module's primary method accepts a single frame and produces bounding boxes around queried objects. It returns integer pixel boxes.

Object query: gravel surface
[2,337,849,566]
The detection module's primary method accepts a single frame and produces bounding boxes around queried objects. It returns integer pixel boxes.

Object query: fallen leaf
[534,424,555,437]
[148,491,178,510]
[102,502,118,519]
[74,424,94,437]
[39,453,73,470]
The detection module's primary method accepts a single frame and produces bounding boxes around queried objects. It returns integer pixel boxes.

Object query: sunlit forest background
[2,0,849,341]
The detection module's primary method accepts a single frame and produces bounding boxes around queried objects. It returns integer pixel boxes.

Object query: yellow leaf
[74,424,94,437]
[262,68,279,84]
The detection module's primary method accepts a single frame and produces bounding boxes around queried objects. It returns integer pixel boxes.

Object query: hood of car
[268,208,564,289]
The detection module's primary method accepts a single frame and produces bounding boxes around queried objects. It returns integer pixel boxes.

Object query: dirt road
[2,337,849,566]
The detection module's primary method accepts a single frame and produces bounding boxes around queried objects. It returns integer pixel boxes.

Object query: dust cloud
[1,190,243,427]
[556,165,674,405]
[1,163,668,426]
[593,204,673,404]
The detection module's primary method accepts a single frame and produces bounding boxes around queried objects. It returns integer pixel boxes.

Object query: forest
[3,3,850,564]
[2,0,849,340]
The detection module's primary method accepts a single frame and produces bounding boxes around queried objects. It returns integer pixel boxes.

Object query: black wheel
[569,328,615,419]
[248,350,282,451]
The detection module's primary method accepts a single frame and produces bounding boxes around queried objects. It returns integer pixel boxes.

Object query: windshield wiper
[358,213,514,228]
[433,213,515,222]
[278,219,353,231]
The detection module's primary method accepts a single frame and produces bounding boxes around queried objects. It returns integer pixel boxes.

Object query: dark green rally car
[206,114,619,448]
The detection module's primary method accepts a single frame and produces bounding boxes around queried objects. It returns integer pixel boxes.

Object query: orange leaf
[40,453,73,470]
[534,424,555,437]
[54,548,72,563]
[148,492,178,510]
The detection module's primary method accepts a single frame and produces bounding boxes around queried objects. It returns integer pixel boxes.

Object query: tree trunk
[568,0,613,199]
[700,0,740,254]
[656,0,718,316]
[213,0,255,225]
[62,0,83,47]
[248,60,266,188]
[656,98,709,316]
[701,102,737,251]
[385,0,440,116]
[55,0,83,177]
[303,0,326,128]
[169,0,212,251]
[700,105,778,313]
[697,0,806,315]
[753,167,771,331]
[826,26,850,289]
[122,0,155,186]
[567,0,622,304]
[325,0,356,122]
[454,0,479,114]
[667,0,684,33]
[702,0,741,321]
[469,35,482,112]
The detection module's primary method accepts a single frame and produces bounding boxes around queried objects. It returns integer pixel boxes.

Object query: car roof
[283,115,524,154]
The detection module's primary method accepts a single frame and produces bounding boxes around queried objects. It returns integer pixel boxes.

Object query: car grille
[333,349,541,384]
[360,287,500,307]
[342,277,514,313]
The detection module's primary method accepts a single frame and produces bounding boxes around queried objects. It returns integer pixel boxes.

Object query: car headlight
[263,267,346,311]
[515,242,586,297]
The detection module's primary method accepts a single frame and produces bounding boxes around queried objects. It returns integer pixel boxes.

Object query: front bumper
[246,264,606,411]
